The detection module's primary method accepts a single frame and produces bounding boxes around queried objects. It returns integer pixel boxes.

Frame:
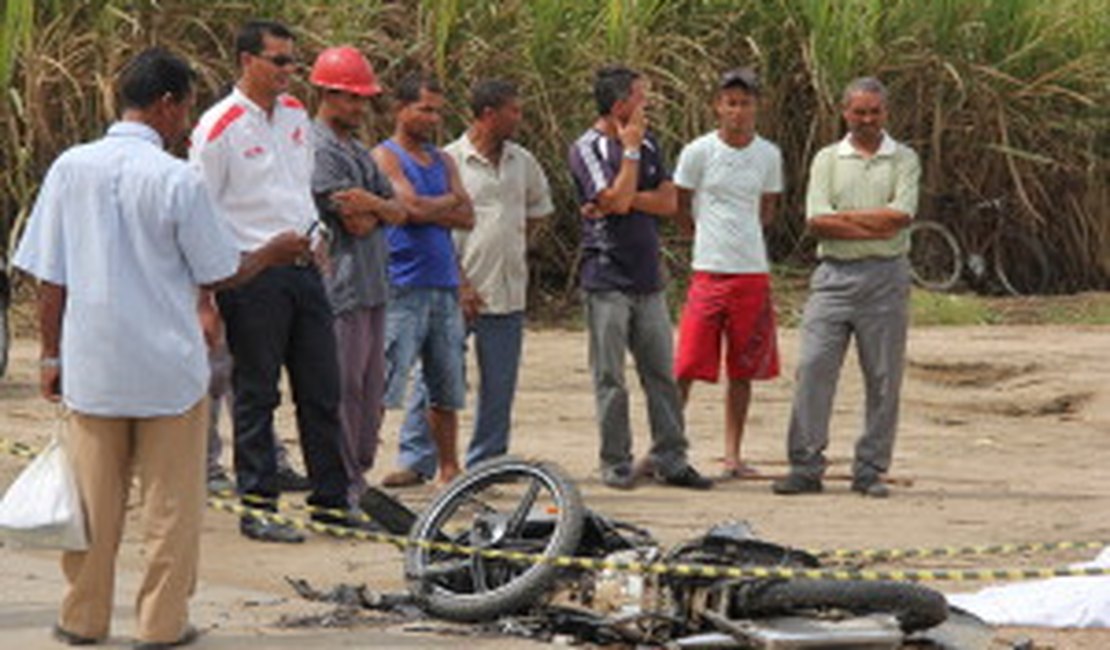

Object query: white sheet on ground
[946,546,1110,628]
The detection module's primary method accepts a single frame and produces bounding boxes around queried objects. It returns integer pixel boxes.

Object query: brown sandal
[381,468,428,488]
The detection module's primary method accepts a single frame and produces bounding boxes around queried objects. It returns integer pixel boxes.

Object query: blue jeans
[383,286,466,411]
[397,312,525,477]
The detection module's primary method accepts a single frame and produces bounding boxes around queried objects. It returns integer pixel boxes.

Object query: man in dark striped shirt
[567,64,711,492]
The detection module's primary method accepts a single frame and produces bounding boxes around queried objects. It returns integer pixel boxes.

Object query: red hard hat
[309,46,382,96]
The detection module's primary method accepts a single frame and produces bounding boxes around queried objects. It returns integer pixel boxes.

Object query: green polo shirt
[805,133,920,260]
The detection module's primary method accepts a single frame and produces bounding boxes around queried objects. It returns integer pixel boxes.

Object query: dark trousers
[216,265,348,510]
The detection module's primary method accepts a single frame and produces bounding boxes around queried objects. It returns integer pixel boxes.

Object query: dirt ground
[2,321,1110,649]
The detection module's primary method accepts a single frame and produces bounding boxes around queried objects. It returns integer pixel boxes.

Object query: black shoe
[601,464,636,490]
[134,624,200,650]
[660,465,714,490]
[275,466,311,492]
[851,477,890,498]
[52,624,99,646]
[309,508,381,532]
[239,516,306,543]
[771,474,823,495]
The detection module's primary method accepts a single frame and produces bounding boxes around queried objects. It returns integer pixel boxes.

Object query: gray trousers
[786,257,910,482]
[334,305,387,503]
[585,290,688,474]
[206,341,292,478]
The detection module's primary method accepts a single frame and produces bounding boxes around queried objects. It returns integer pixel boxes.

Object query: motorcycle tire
[731,578,948,633]
[405,456,586,622]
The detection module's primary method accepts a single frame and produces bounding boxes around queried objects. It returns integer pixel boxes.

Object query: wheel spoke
[459,493,498,514]
[504,477,542,536]
[470,556,491,592]
[415,557,470,581]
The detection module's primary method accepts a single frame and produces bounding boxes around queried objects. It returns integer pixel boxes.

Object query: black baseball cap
[718,67,760,94]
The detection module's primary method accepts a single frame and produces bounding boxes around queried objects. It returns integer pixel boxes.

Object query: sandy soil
[2,323,1109,649]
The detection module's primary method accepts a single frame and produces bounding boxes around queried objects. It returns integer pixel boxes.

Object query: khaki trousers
[59,398,207,644]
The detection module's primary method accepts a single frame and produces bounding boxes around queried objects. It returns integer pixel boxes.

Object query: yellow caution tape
[0,438,38,460]
[6,436,1109,582]
[813,540,1109,561]
[211,496,1110,583]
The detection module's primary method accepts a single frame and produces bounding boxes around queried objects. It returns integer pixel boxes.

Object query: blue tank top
[381,139,459,288]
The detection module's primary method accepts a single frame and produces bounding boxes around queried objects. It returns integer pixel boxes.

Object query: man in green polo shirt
[773,77,920,499]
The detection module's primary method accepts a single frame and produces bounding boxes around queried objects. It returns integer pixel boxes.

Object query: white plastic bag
[0,435,88,550]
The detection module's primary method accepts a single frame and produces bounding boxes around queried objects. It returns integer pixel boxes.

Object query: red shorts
[675,272,780,382]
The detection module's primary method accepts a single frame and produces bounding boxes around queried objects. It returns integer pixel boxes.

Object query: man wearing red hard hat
[308,46,405,506]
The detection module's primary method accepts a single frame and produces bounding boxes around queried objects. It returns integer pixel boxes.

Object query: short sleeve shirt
[805,133,921,260]
[189,88,317,252]
[568,129,670,293]
[445,133,553,314]
[311,120,394,314]
[13,122,240,417]
[674,132,783,274]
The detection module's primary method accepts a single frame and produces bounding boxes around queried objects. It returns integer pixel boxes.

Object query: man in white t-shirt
[673,68,783,479]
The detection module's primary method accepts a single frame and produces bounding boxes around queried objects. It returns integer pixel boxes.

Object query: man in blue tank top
[372,73,474,485]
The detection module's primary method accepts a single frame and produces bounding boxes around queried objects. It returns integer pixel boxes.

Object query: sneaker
[771,474,823,495]
[52,624,99,646]
[601,464,636,490]
[275,466,311,492]
[239,516,306,544]
[206,468,235,494]
[660,465,714,490]
[134,624,200,649]
[851,477,890,499]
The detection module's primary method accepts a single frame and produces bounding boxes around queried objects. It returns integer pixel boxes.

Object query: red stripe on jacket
[206,105,247,143]
[279,95,305,110]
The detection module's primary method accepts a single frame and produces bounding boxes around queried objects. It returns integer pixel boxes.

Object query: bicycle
[907,195,1053,296]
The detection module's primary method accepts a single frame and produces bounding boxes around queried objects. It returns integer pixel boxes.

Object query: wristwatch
[622,148,642,161]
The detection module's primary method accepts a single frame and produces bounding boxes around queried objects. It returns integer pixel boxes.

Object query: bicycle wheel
[992,232,1052,296]
[404,456,585,622]
[0,303,8,379]
[907,220,962,292]
[0,270,9,379]
[731,578,948,633]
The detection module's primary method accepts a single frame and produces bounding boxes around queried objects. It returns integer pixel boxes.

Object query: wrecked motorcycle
[361,456,982,648]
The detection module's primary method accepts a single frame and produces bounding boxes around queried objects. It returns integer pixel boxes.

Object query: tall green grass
[1,0,1106,300]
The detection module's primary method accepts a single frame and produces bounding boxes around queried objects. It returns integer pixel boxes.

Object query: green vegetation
[1,0,1106,305]
[909,291,998,326]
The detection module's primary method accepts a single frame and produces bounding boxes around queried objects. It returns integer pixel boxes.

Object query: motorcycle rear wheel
[731,578,948,633]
